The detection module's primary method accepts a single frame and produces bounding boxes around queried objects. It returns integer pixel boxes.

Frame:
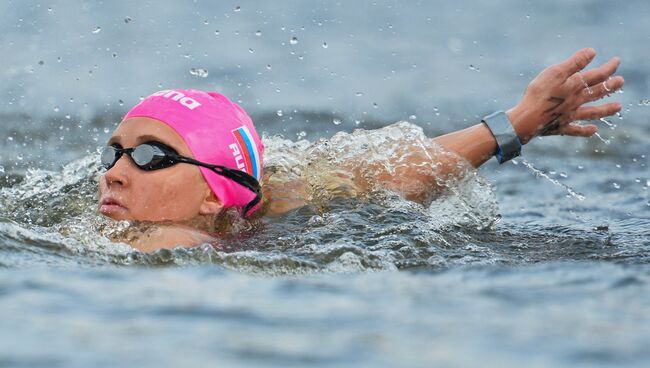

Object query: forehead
[111,117,190,153]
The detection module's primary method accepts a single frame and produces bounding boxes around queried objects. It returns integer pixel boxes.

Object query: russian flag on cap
[231,126,261,180]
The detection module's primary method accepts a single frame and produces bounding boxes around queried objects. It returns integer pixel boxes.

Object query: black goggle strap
[173,156,262,216]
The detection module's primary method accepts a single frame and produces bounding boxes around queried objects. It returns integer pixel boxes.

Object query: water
[1,0,650,367]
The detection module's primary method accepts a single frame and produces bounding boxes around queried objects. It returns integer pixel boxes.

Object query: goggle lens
[100,143,171,171]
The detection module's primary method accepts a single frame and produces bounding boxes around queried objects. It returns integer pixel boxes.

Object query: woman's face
[98,117,219,221]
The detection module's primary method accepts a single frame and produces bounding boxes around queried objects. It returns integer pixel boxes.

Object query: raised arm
[344,48,624,204]
[434,48,623,168]
[262,49,624,212]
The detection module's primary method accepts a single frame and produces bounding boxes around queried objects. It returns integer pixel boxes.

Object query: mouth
[99,196,128,215]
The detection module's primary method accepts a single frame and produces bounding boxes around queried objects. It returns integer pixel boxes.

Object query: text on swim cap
[151,90,201,110]
[229,143,247,171]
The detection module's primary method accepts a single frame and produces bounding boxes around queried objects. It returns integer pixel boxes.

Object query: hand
[507,48,624,144]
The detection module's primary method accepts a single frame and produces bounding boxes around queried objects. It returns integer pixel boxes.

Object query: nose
[103,153,133,188]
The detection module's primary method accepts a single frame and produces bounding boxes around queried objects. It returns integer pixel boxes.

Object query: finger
[581,57,621,85]
[558,48,597,78]
[559,122,598,137]
[581,76,625,103]
[573,102,622,120]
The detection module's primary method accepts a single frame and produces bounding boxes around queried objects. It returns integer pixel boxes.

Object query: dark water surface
[1,0,649,367]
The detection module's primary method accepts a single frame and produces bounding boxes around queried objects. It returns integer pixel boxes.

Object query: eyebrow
[107,134,173,147]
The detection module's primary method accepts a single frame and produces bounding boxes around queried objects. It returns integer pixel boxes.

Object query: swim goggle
[100,141,262,215]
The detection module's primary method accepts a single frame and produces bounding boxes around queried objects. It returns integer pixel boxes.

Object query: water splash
[599,117,616,130]
[593,132,611,145]
[0,123,514,272]
[189,68,209,78]
[518,158,585,200]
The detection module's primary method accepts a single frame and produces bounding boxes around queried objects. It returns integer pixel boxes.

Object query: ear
[198,190,224,215]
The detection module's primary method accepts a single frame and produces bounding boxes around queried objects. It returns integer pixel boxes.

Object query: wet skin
[99,117,223,222]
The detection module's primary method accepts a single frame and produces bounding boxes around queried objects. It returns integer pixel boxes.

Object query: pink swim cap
[123,89,264,216]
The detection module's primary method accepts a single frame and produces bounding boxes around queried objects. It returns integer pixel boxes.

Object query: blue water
[1,0,649,367]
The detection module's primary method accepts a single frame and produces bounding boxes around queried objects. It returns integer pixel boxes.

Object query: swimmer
[99,48,624,252]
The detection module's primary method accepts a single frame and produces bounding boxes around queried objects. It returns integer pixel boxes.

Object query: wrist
[506,105,534,145]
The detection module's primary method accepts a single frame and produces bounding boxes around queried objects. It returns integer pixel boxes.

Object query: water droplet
[333,118,342,125]
[355,92,364,97]
[468,64,480,72]
[559,172,567,178]
[577,165,584,170]
[434,107,440,116]
[612,182,620,189]
[322,42,328,48]
[203,20,209,25]
[103,127,110,134]
[248,48,254,54]
[69,97,74,102]
[112,52,118,58]
[214,30,220,36]
[593,132,610,145]
[354,120,361,126]
[65,114,71,119]
[646,179,650,187]
[599,117,614,128]
[189,68,209,78]
[47,7,53,12]
[276,110,283,117]
[124,16,132,23]
[525,14,530,19]
[519,159,585,200]
[289,37,298,45]
[7,137,13,142]
[118,99,124,106]
[409,114,417,120]
[57,56,62,62]
[53,106,60,112]
[254,30,262,37]
[266,64,272,70]
[0,165,4,174]
[92,26,102,34]
[234,6,241,12]
[638,99,650,106]
[38,60,44,65]
[373,102,378,108]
